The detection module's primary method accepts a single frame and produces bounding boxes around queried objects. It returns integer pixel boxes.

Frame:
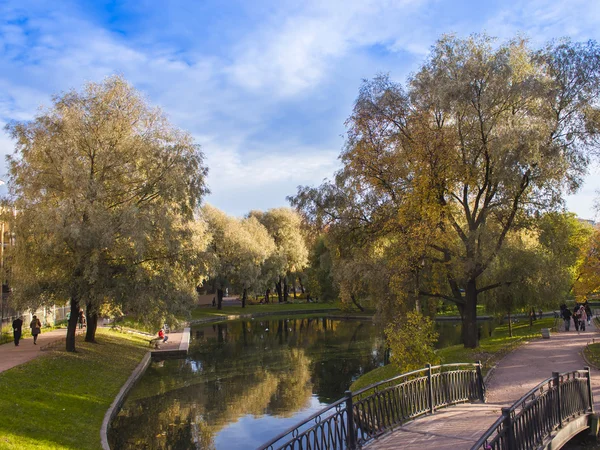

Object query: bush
[385,310,440,372]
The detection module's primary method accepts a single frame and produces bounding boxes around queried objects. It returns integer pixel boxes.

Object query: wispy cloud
[0,0,599,216]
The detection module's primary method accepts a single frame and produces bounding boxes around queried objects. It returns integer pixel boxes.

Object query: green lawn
[0,328,147,450]
[351,317,556,391]
[584,342,600,369]
[189,301,343,320]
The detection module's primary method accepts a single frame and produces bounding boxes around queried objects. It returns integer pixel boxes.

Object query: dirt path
[369,322,600,449]
[0,328,68,373]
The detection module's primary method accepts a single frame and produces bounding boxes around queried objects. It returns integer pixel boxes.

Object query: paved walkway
[0,328,68,373]
[369,324,600,449]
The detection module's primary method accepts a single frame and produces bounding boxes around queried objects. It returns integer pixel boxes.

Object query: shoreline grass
[350,317,556,391]
[0,328,147,450]
[189,301,344,320]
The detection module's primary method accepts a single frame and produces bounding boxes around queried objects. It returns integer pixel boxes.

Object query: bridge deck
[368,323,600,449]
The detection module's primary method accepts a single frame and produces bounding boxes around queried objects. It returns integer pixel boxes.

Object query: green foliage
[293,35,600,348]
[352,317,556,391]
[385,311,439,373]
[6,75,209,348]
[304,236,338,301]
[202,205,277,302]
[0,329,147,449]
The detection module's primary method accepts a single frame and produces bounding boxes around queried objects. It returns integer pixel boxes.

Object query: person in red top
[151,329,169,349]
[158,328,168,343]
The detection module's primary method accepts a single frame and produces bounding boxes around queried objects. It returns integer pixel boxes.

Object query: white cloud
[1,0,600,217]
[226,0,430,97]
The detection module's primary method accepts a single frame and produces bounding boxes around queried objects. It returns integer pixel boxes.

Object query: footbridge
[257,363,597,450]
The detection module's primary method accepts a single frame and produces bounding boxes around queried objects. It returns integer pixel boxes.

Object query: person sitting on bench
[150,328,169,349]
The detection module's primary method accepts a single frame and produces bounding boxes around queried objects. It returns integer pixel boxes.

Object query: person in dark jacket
[561,305,572,331]
[12,316,23,346]
[585,304,593,326]
[30,315,42,345]
[573,305,581,331]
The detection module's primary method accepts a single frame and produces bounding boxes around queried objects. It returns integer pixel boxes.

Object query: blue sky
[1,0,599,218]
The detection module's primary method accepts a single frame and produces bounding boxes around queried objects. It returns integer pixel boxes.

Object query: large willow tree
[6,76,208,351]
[293,36,600,348]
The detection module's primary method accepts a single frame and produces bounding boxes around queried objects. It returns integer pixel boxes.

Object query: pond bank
[0,329,148,450]
[350,316,557,392]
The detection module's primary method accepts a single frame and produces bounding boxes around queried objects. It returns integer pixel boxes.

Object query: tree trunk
[350,294,365,312]
[85,302,98,343]
[283,276,289,303]
[265,288,270,304]
[293,278,297,299]
[298,277,305,294]
[242,288,247,308]
[508,311,513,338]
[66,297,80,352]
[217,288,224,310]
[462,280,478,348]
[276,278,283,303]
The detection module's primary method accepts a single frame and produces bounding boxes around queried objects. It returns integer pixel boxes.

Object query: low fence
[471,369,593,450]
[1,304,70,328]
[259,362,485,450]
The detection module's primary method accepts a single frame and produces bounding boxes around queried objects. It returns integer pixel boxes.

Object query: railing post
[345,390,357,450]
[427,363,435,414]
[585,367,594,413]
[553,372,562,429]
[502,407,517,450]
[476,360,486,402]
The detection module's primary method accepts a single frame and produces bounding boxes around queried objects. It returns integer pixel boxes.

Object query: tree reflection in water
[109,318,385,450]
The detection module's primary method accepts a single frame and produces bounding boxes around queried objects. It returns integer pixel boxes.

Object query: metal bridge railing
[471,368,593,450]
[258,362,485,450]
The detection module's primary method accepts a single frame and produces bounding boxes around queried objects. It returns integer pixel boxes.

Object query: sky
[0,0,599,219]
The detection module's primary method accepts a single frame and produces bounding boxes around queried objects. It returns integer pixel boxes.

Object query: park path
[369,323,600,449]
[0,328,68,373]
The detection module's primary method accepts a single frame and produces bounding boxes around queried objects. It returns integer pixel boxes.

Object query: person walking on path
[12,316,23,346]
[78,308,86,329]
[579,307,587,332]
[561,304,572,331]
[586,303,593,326]
[30,315,41,345]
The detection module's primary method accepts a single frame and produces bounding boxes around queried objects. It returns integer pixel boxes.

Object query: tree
[249,208,309,303]
[6,76,208,351]
[293,36,600,347]
[202,205,276,308]
[572,225,600,301]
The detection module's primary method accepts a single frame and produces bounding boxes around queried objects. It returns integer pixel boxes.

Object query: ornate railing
[258,362,485,450]
[471,368,593,450]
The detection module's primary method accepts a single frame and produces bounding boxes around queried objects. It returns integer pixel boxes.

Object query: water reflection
[109,318,385,450]
[109,317,496,449]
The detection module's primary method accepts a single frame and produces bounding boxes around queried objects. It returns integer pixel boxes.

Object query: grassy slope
[584,342,600,368]
[351,317,556,391]
[0,329,147,450]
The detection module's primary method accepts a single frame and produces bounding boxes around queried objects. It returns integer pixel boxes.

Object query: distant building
[577,217,597,227]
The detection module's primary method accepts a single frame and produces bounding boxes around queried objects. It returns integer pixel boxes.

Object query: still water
[109,317,495,450]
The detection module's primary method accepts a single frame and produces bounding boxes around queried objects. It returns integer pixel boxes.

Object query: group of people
[560,303,593,332]
[11,315,42,346]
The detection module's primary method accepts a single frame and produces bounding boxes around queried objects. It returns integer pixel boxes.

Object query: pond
[109,316,496,450]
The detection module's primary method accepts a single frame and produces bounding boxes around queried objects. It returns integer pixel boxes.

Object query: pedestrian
[585,303,593,326]
[12,316,23,346]
[573,305,581,332]
[580,307,587,331]
[30,315,42,345]
[561,305,572,331]
[78,308,86,329]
